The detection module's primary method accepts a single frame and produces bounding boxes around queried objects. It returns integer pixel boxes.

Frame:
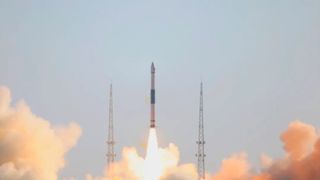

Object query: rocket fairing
[150,62,156,128]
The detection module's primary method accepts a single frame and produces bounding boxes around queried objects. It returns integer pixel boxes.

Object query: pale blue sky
[1,0,320,179]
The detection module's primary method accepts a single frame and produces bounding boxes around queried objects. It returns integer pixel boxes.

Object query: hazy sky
[1,0,320,179]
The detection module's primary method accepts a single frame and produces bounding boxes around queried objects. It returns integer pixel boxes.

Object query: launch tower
[107,84,116,167]
[196,82,206,180]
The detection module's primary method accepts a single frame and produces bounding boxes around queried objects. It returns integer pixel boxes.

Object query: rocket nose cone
[151,62,155,73]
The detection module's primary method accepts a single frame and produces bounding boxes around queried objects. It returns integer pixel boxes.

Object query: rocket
[150,62,156,128]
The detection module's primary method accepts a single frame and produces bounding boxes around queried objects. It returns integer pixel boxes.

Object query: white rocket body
[150,63,155,128]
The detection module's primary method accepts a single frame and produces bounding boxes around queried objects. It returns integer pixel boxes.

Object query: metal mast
[107,84,115,167]
[196,82,206,180]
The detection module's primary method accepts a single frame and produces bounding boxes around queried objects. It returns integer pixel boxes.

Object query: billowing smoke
[0,86,82,180]
[159,144,198,180]
[212,153,251,180]
[253,121,320,180]
[86,147,144,180]
[86,120,320,180]
[86,143,199,180]
[210,121,320,180]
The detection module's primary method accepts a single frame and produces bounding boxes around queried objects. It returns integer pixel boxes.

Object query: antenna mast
[196,82,206,180]
[107,84,116,167]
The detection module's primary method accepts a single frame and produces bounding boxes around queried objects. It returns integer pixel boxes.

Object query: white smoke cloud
[86,143,198,180]
[159,144,198,180]
[210,121,320,180]
[0,86,82,180]
[253,121,320,180]
[212,153,251,180]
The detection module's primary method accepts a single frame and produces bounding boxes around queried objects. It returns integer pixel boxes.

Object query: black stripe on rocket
[151,89,155,104]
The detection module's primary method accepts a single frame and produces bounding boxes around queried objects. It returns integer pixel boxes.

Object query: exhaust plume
[0,86,82,180]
